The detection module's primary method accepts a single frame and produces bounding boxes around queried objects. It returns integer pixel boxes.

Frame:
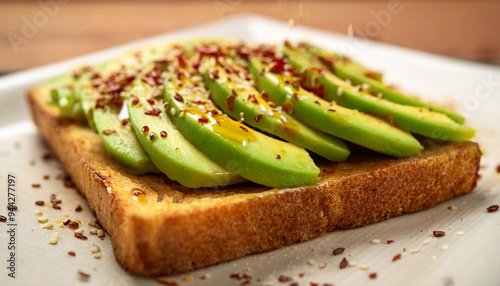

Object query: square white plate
[1,14,499,286]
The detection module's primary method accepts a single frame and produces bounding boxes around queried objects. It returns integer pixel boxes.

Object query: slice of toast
[27,84,481,276]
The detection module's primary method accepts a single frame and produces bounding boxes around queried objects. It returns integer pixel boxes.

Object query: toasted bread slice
[28,84,480,276]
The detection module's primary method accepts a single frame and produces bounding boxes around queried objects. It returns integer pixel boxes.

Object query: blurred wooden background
[1,0,499,75]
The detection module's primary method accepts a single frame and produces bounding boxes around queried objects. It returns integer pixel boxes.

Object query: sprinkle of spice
[339,257,348,269]
[35,201,44,206]
[387,240,394,244]
[78,270,90,280]
[74,232,88,240]
[68,251,76,256]
[142,126,149,133]
[75,204,83,212]
[43,175,50,180]
[369,272,377,279]
[487,205,499,212]
[160,131,168,138]
[433,231,445,237]
[332,247,345,255]
[198,117,209,123]
[277,275,293,282]
[32,183,41,188]
[0,215,7,222]
[52,204,61,210]
[239,126,248,132]
[254,114,262,122]
[149,133,156,141]
[393,253,402,261]
[276,155,281,160]
[174,93,184,103]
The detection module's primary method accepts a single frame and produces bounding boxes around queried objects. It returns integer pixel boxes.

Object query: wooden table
[1,0,499,74]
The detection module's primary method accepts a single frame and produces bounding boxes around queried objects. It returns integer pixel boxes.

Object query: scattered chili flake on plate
[487,205,499,212]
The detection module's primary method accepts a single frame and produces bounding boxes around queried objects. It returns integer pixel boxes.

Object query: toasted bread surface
[28,84,480,276]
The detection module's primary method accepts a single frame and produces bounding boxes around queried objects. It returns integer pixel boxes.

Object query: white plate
[1,14,499,286]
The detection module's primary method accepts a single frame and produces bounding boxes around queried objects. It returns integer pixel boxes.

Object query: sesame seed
[41,223,53,229]
[170,108,176,116]
[49,237,59,245]
[74,228,83,234]
[359,264,369,270]
[410,248,421,254]
[91,245,100,253]
[90,229,98,235]
[423,237,433,245]
[35,210,43,216]
[58,223,64,228]
[78,270,90,280]
[431,256,437,261]
[441,244,449,251]
[307,259,316,265]
[38,217,49,223]
[93,253,101,259]
[348,261,357,267]
[448,205,458,211]
[106,187,112,194]
[97,229,105,238]
[371,239,381,244]
[337,87,343,96]
[457,231,465,236]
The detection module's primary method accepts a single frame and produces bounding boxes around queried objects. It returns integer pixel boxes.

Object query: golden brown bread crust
[28,85,481,276]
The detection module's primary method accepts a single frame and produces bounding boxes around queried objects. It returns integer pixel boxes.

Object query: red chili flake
[260,91,269,101]
[270,58,288,74]
[102,129,116,135]
[35,201,44,206]
[487,205,499,212]
[147,99,155,105]
[121,120,127,126]
[196,45,220,56]
[198,117,209,123]
[144,108,161,116]
[75,204,82,212]
[0,215,7,222]
[149,133,156,140]
[314,100,321,105]
[496,164,500,173]
[174,93,184,103]
[156,277,178,286]
[247,94,258,104]
[276,155,281,160]
[369,272,377,279]
[210,110,219,116]
[387,240,395,244]
[32,183,41,188]
[324,284,334,286]
[310,283,319,286]
[160,131,168,138]
[328,109,336,112]
[132,98,139,105]
[67,251,76,256]
[229,274,241,280]
[192,100,206,105]
[131,188,145,196]
[282,100,294,114]
[242,273,252,280]
[277,275,293,282]
[290,282,298,286]
[298,273,304,278]
[332,247,345,255]
[52,204,61,210]
[63,219,71,226]
[209,69,219,79]
[142,126,149,133]
[239,126,248,132]
[78,270,90,279]
[241,280,250,286]
[42,152,52,160]
[393,253,402,261]
[339,257,348,269]
[43,175,50,180]
[293,93,300,100]
[74,233,88,240]
[267,101,276,108]
[7,205,17,211]
[225,93,236,112]
[433,231,445,237]
[68,221,79,229]
[254,114,262,123]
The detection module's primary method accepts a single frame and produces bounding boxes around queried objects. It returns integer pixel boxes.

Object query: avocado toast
[27,39,480,276]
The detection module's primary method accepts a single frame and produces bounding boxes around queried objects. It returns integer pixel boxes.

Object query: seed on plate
[93,253,101,259]
[371,239,381,244]
[457,231,465,236]
[307,259,316,265]
[49,237,58,245]
[410,248,421,254]
[35,210,43,216]
[74,228,83,234]
[97,229,105,238]
[91,245,100,253]
[359,264,369,270]
[348,261,357,267]
[423,237,433,245]
[441,244,449,251]
[448,205,458,211]
[58,223,64,228]
[90,229,98,235]
[41,223,53,229]
[431,256,437,261]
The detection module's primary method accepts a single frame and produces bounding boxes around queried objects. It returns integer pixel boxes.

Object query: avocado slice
[203,59,350,162]
[249,56,423,158]
[283,46,475,142]
[302,44,465,124]
[163,55,319,188]
[127,61,245,187]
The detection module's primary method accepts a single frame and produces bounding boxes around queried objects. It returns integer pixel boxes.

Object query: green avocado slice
[203,59,350,162]
[249,57,423,158]
[283,46,475,142]
[301,43,465,124]
[127,61,245,188]
[163,55,319,188]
